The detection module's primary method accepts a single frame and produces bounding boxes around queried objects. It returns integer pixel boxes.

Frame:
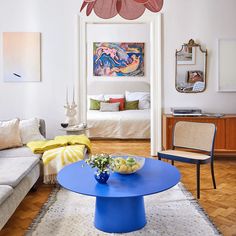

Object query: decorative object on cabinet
[80,0,164,20]
[171,107,202,116]
[217,39,236,92]
[162,114,236,154]
[3,32,41,82]
[175,39,207,93]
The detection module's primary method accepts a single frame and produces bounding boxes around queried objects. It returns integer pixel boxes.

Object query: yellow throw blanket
[27,135,91,154]
[42,145,85,184]
[27,135,91,184]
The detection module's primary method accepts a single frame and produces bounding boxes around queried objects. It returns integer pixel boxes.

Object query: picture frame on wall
[177,46,196,65]
[187,70,204,84]
[93,42,145,77]
[217,38,236,92]
[3,32,41,82]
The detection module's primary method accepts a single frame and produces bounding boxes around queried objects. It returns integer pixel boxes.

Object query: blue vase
[94,171,110,184]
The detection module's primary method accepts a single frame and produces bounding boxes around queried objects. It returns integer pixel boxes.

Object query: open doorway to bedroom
[77,15,162,156]
[86,23,151,140]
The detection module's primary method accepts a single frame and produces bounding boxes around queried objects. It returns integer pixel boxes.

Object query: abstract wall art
[93,42,144,77]
[3,32,41,82]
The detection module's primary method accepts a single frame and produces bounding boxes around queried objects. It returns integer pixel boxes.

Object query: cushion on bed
[88,95,104,109]
[125,91,150,110]
[125,100,139,110]
[104,94,124,101]
[100,102,120,112]
[90,99,101,110]
[109,98,125,111]
[88,94,104,101]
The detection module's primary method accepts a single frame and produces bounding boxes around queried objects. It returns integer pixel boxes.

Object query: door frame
[76,14,162,156]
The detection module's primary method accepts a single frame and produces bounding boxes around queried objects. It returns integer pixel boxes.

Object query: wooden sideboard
[162,114,236,154]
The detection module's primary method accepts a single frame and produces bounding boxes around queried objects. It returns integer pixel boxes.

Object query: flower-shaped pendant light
[80,0,163,20]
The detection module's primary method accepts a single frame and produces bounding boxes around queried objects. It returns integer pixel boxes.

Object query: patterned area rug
[26,184,221,236]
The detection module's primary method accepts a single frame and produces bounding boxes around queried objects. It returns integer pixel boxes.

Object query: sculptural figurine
[64,87,78,126]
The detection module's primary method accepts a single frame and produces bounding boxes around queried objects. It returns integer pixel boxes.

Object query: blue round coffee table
[57,158,180,233]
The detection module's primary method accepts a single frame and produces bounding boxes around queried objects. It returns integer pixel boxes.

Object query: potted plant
[85,153,114,184]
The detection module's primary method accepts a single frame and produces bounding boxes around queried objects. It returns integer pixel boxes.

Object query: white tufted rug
[26,184,221,236]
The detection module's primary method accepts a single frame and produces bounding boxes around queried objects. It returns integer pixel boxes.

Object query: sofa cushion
[0,185,13,206]
[19,118,45,145]
[0,118,22,150]
[0,146,41,159]
[0,157,40,188]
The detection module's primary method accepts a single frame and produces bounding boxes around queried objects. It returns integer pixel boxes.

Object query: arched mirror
[175,39,207,93]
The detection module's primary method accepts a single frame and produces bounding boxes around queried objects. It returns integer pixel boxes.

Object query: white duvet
[87,109,150,139]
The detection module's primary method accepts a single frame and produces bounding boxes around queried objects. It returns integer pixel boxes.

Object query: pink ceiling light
[80,0,163,20]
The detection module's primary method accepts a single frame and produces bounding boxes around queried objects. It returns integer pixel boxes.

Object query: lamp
[80,0,163,20]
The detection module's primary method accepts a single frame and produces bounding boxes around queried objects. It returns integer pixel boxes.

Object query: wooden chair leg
[171,160,174,166]
[196,163,200,199]
[211,161,217,189]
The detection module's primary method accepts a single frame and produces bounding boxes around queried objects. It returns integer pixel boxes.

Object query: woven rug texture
[26,183,221,236]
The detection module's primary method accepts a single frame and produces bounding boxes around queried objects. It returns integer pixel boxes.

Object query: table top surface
[57,158,181,198]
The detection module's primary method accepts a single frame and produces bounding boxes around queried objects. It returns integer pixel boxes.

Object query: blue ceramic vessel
[94,171,110,184]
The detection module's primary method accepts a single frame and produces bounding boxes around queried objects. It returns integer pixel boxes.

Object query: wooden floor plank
[0,140,235,236]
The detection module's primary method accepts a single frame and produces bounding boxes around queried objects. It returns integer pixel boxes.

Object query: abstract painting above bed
[93,42,144,77]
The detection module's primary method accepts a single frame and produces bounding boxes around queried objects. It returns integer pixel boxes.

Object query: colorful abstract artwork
[93,42,144,77]
[3,32,41,82]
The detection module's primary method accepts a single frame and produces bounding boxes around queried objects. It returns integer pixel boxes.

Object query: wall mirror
[175,39,207,93]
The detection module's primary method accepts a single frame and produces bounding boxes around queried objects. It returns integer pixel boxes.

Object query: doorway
[77,14,162,156]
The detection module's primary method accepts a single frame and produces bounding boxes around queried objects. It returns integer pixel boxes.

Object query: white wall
[0,0,82,138]
[86,23,150,83]
[163,0,236,113]
[0,0,236,137]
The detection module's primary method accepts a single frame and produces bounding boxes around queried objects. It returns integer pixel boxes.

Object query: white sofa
[0,120,45,230]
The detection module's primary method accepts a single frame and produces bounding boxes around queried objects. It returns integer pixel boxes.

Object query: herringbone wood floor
[0,140,235,236]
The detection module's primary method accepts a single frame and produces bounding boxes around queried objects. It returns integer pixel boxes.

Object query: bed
[87,109,150,139]
[87,81,150,139]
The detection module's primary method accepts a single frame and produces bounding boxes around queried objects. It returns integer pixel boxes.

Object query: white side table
[59,127,89,135]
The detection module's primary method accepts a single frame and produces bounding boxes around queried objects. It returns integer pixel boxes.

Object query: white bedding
[87,109,150,139]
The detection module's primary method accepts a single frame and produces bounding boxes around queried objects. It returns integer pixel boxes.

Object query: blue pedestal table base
[95,196,146,233]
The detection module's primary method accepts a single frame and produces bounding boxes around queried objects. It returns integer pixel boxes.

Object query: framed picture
[93,42,144,77]
[217,38,236,92]
[177,46,196,65]
[3,32,41,82]
[187,70,204,84]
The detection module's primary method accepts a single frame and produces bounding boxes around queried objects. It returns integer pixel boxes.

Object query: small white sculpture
[64,87,78,126]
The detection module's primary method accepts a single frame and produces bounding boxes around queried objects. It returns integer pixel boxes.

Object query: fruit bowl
[112,155,145,174]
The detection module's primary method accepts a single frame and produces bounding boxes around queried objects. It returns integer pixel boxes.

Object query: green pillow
[90,99,101,110]
[125,100,139,110]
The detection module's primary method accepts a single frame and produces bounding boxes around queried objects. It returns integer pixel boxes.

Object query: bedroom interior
[0,0,236,236]
[85,22,152,140]
[87,81,151,139]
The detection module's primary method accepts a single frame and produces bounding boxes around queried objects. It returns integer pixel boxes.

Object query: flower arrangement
[85,153,115,174]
